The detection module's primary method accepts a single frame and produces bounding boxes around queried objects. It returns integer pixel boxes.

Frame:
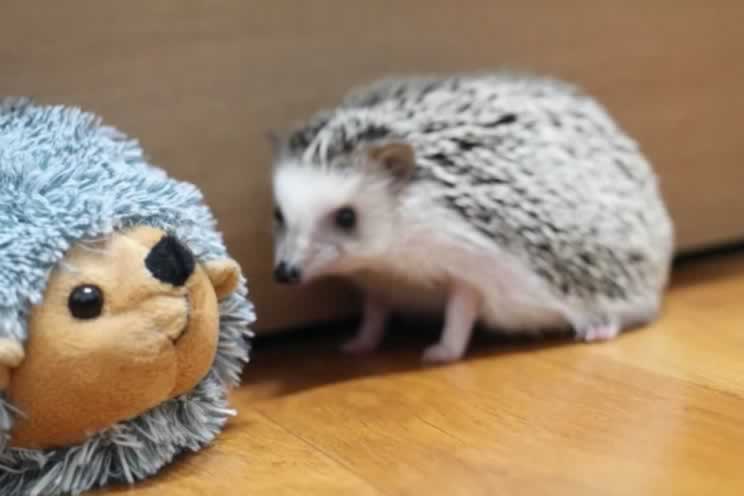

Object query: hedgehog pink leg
[576,320,621,342]
[342,294,390,354]
[422,282,481,364]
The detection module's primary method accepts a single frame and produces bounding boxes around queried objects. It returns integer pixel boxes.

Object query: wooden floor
[106,252,744,496]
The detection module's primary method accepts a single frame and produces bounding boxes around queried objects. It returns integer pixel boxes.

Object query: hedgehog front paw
[341,335,381,354]
[341,298,389,355]
[422,343,464,364]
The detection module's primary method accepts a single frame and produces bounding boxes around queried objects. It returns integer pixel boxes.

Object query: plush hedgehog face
[0,99,254,495]
[272,142,416,285]
[1,226,240,449]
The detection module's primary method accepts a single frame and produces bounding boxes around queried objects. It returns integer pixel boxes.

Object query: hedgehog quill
[270,73,674,363]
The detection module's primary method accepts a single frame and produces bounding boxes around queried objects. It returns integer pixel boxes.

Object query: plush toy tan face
[0,226,240,449]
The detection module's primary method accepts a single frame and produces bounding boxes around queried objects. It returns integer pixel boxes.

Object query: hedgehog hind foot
[574,319,621,342]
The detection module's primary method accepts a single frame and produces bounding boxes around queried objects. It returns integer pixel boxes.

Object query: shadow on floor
[241,315,576,399]
[671,243,744,289]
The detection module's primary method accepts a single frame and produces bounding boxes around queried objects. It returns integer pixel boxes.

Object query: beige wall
[2,2,743,333]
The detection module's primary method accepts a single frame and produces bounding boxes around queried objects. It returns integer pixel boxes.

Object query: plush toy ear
[0,338,24,389]
[204,259,241,300]
[367,142,416,182]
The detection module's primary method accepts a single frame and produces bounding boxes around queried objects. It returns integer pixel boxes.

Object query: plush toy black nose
[274,261,301,284]
[146,235,196,287]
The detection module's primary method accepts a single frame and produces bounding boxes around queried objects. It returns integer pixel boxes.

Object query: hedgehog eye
[334,206,357,232]
[68,284,104,320]
[274,206,284,226]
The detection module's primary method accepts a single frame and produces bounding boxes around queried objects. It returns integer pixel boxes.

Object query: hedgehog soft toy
[0,99,255,495]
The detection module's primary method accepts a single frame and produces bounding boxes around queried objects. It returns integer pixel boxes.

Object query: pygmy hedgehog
[270,72,674,363]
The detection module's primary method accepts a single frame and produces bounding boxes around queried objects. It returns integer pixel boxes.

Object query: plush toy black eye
[335,206,356,231]
[68,285,104,320]
[274,206,284,226]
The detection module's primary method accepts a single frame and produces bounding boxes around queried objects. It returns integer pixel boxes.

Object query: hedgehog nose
[146,235,196,287]
[274,261,301,285]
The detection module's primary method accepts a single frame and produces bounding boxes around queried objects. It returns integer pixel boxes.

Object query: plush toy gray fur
[0,98,254,496]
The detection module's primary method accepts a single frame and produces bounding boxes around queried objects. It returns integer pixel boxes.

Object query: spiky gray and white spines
[283,72,674,333]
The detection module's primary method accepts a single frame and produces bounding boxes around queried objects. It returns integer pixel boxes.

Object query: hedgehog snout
[274,261,302,285]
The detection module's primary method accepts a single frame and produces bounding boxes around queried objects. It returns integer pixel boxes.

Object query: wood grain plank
[86,253,744,495]
[245,347,744,495]
[98,408,380,496]
[587,256,744,394]
[234,254,744,496]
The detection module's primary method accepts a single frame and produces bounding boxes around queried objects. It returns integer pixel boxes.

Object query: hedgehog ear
[368,142,416,182]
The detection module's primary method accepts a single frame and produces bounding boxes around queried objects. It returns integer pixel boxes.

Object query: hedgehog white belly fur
[270,72,674,363]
